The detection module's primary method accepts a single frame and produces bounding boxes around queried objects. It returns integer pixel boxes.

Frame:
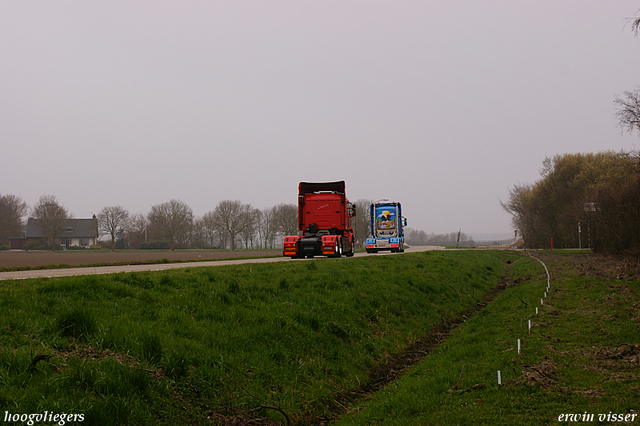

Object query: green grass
[5,250,633,425]
[0,250,507,425]
[334,251,640,425]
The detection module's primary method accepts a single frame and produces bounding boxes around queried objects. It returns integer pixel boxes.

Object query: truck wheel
[332,240,342,258]
[345,240,354,256]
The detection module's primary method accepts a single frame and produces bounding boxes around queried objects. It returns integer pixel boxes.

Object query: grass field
[335,251,640,425]
[0,250,637,425]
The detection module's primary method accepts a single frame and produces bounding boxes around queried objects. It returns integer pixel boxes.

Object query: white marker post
[528,320,531,335]
[497,370,502,386]
[517,339,521,354]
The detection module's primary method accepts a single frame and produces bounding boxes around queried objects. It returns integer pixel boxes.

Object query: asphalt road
[0,246,441,281]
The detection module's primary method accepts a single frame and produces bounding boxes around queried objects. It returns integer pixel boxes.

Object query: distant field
[0,249,281,270]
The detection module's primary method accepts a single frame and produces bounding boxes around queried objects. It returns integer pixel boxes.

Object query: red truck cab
[283,181,356,258]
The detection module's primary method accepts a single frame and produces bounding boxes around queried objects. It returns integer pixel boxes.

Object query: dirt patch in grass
[26,342,141,376]
[590,344,640,379]
[537,251,640,282]
[55,342,137,365]
[519,356,561,390]
[209,413,285,426]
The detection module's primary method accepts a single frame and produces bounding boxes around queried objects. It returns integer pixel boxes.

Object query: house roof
[26,218,98,239]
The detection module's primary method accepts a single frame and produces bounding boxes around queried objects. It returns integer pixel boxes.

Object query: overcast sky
[2,1,639,237]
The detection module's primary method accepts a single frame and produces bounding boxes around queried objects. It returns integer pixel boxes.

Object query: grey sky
[2,1,639,237]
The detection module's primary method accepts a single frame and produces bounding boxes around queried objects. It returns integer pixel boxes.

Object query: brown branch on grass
[452,383,486,393]
[596,343,639,359]
[29,353,55,372]
[615,343,639,351]
[447,364,465,393]
[186,379,201,395]
[225,377,291,425]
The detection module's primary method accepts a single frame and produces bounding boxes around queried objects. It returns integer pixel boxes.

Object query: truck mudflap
[283,236,302,258]
[321,235,341,257]
[298,237,322,258]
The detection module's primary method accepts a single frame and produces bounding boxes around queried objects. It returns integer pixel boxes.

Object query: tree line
[502,13,640,255]
[0,195,377,251]
[404,229,475,246]
[501,150,640,255]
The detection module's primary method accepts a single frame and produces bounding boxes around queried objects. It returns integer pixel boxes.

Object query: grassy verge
[0,250,507,425]
[334,250,640,425]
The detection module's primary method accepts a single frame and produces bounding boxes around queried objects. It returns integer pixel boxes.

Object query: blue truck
[365,200,407,253]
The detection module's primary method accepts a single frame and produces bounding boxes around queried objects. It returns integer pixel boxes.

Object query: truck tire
[331,239,342,258]
[345,239,354,256]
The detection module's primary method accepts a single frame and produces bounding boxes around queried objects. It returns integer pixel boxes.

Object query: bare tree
[126,213,148,249]
[615,9,640,137]
[614,87,640,137]
[30,195,71,250]
[353,199,372,248]
[0,194,28,246]
[239,205,259,249]
[201,211,222,248]
[405,228,429,245]
[214,200,250,250]
[147,199,194,250]
[98,205,130,251]
[273,203,298,237]
[190,217,206,249]
[256,206,278,248]
[625,9,640,36]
